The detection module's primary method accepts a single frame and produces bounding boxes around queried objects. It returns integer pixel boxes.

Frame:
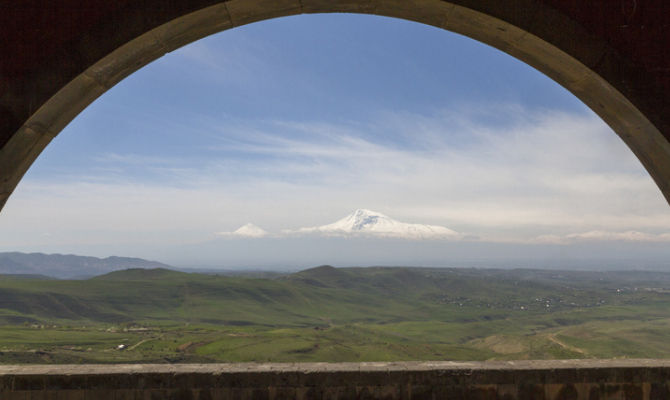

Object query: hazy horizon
[5,246,670,274]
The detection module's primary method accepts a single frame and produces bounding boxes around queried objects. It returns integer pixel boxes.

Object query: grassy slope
[1,266,670,363]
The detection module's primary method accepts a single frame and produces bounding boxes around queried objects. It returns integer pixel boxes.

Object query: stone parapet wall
[1,359,670,399]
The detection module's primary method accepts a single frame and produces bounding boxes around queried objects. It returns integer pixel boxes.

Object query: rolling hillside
[2,266,670,363]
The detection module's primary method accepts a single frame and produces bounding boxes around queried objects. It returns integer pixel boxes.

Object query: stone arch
[2,0,670,210]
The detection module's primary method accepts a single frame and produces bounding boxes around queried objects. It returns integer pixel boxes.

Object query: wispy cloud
[534,231,670,244]
[2,105,670,255]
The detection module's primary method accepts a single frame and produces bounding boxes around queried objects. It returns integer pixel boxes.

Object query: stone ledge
[2,359,670,375]
[1,360,670,399]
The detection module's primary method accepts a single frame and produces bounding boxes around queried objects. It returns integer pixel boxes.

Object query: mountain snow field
[217,223,269,238]
[218,209,459,240]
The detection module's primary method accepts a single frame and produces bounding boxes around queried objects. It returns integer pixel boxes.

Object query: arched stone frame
[2,0,669,212]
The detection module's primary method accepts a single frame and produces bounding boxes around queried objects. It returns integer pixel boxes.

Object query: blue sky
[1,14,669,269]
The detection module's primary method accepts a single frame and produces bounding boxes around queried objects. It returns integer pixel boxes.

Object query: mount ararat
[222,209,459,240]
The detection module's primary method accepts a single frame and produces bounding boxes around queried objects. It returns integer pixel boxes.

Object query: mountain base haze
[0,252,172,279]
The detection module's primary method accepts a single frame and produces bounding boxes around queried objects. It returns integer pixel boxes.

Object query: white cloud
[534,230,670,244]
[2,105,670,257]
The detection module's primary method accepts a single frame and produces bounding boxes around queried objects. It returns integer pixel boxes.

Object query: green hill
[92,268,192,281]
[2,266,670,327]
[2,266,670,363]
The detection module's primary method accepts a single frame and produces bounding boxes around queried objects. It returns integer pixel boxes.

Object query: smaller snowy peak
[217,223,269,238]
[234,223,269,238]
[296,209,458,240]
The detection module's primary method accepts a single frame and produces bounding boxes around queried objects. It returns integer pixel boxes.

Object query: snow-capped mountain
[217,223,269,238]
[295,209,458,239]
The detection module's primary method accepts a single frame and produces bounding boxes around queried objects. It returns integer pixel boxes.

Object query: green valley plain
[2,265,670,363]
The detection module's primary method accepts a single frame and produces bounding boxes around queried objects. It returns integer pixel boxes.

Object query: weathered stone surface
[1,360,670,399]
